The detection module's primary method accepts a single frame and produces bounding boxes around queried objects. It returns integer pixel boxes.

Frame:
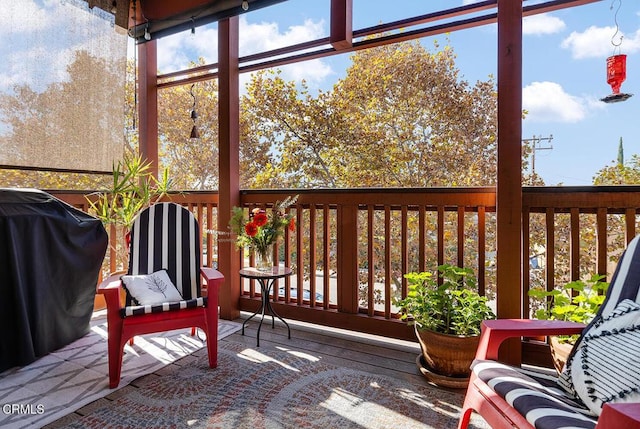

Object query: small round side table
[239,266,292,347]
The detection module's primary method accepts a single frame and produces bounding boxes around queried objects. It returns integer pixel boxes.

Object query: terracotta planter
[549,335,573,374]
[415,326,479,378]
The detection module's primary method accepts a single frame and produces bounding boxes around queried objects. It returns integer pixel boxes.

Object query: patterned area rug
[59,340,489,429]
[0,316,242,429]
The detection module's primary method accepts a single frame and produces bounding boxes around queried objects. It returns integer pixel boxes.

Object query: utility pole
[522,135,553,175]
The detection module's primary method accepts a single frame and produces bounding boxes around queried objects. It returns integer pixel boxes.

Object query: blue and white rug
[0,312,242,428]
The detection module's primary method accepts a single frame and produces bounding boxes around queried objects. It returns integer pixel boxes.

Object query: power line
[522,135,553,176]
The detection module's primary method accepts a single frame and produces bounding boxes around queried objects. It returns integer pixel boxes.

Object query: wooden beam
[330,0,352,50]
[217,17,241,321]
[156,0,603,89]
[496,0,523,364]
[138,40,158,177]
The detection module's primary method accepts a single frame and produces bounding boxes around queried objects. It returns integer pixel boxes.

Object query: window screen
[0,0,127,173]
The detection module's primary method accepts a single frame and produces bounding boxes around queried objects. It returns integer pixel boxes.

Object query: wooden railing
[51,186,640,348]
[237,189,496,340]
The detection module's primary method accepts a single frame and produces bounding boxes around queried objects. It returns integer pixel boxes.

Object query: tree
[0,50,125,190]
[158,74,220,190]
[242,39,498,189]
[240,39,501,308]
[593,153,640,185]
[0,50,124,173]
[591,141,640,275]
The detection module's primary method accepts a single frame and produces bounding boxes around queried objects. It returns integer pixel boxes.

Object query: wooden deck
[44,315,485,428]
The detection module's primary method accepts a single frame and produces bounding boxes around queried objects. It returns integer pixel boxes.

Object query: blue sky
[151,0,640,186]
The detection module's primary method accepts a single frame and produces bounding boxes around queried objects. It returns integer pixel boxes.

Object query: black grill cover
[0,188,108,372]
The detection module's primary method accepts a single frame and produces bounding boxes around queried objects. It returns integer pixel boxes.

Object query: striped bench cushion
[120,296,207,318]
[472,359,598,429]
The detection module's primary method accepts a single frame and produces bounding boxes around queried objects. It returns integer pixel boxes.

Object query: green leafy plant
[528,274,609,344]
[86,153,173,229]
[394,264,496,336]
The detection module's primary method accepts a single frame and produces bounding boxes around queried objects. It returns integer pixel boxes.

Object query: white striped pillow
[569,299,640,415]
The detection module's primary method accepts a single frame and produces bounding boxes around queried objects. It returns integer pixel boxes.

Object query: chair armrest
[200,267,224,304]
[476,319,586,361]
[97,272,125,309]
[596,403,640,428]
[201,267,224,283]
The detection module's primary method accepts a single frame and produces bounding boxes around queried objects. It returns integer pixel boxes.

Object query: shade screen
[0,0,127,173]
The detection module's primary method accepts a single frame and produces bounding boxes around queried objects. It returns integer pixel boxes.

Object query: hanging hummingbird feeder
[601,54,632,103]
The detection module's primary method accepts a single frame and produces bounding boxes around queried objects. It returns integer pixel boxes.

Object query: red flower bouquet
[229,195,297,269]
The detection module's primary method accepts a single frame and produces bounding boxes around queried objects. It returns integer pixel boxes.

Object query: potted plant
[86,153,173,271]
[87,153,172,231]
[394,264,496,386]
[528,274,609,372]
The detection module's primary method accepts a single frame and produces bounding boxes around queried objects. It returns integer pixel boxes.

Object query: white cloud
[278,59,334,87]
[561,26,640,59]
[522,81,592,123]
[155,25,222,73]
[157,16,333,86]
[523,13,565,35]
[238,17,326,54]
[0,1,125,93]
[0,0,54,35]
[239,17,333,85]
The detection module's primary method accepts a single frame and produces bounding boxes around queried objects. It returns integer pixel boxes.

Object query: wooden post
[496,0,523,364]
[138,40,158,177]
[337,204,359,313]
[330,0,352,50]
[218,17,241,320]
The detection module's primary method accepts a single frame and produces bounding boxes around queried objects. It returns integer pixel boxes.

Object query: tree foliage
[241,39,498,188]
[0,50,125,190]
[158,67,220,190]
[593,154,640,185]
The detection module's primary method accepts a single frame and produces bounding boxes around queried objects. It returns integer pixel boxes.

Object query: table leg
[241,296,264,337]
[264,293,290,339]
[245,278,291,347]
[255,281,270,347]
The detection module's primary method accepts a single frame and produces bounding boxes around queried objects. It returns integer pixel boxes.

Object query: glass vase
[255,244,274,272]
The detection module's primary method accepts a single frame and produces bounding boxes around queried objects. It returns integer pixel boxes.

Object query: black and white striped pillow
[569,299,640,415]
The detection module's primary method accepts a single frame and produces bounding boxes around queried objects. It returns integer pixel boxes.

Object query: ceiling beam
[128,0,288,42]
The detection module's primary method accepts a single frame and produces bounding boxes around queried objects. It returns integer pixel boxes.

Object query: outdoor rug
[57,340,489,429]
[0,315,242,429]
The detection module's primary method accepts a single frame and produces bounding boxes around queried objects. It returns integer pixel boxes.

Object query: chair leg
[205,308,218,368]
[458,373,482,429]
[107,334,126,389]
[457,401,474,429]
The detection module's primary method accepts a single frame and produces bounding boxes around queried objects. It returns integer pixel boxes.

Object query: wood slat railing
[51,186,640,349]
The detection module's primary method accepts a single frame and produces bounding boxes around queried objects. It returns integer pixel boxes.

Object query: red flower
[288,218,295,232]
[253,211,268,227]
[244,222,258,237]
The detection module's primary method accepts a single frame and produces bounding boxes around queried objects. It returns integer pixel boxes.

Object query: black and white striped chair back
[568,234,640,358]
[594,234,640,315]
[470,235,640,429]
[127,202,201,305]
